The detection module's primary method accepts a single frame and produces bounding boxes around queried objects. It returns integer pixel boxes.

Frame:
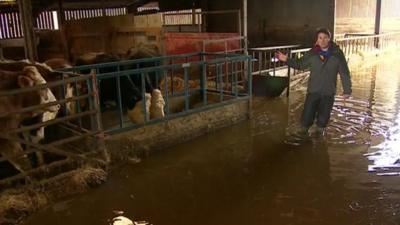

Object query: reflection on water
[25,57,400,225]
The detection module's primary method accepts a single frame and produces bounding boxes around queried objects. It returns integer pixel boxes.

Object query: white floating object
[112,216,134,225]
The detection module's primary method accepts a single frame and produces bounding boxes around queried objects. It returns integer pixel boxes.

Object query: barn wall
[205,0,335,47]
[335,0,400,35]
[64,13,162,60]
[335,0,376,35]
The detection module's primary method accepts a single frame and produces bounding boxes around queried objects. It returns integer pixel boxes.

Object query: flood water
[25,56,400,225]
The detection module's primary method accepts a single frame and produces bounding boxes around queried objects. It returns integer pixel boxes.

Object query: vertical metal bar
[163,70,170,115]
[272,51,276,76]
[61,74,68,116]
[374,0,382,48]
[230,60,234,94]
[218,63,223,102]
[201,61,207,106]
[86,77,95,113]
[184,67,189,111]
[74,79,83,127]
[116,65,124,128]
[258,51,261,75]
[234,60,238,98]
[95,68,101,109]
[225,44,229,88]
[141,72,147,123]
[269,51,272,72]
[287,50,291,98]
[171,59,175,95]
[247,57,252,118]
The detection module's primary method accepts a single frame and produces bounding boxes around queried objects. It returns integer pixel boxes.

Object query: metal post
[90,71,110,164]
[329,0,336,38]
[374,0,382,48]
[243,0,248,55]
[287,51,291,98]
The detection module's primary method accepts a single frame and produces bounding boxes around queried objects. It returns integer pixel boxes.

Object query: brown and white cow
[0,66,58,173]
[43,58,87,115]
[0,60,61,144]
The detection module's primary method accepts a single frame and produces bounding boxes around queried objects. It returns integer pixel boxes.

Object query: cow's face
[23,66,60,115]
[15,75,42,118]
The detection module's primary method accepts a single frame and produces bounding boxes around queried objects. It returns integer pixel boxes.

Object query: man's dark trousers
[301,93,335,129]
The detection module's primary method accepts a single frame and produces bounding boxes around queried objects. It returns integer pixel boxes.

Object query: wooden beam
[58,0,71,61]
[18,0,38,61]
[102,0,106,17]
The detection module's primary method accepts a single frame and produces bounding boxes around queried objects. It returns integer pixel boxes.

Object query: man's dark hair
[316,28,332,39]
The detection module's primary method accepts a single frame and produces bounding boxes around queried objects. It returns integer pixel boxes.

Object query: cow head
[22,66,60,116]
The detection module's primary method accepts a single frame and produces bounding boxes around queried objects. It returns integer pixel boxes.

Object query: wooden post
[18,0,38,61]
[102,0,106,17]
[374,0,382,48]
[192,5,196,26]
[58,0,71,61]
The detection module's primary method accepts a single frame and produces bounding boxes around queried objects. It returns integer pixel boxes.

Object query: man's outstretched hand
[275,51,288,62]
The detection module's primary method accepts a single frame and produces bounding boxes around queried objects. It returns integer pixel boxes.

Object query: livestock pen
[61,52,252,134]
[0,52,252,193]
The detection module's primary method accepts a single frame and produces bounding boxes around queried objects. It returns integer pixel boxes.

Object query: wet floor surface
[25,57,400,225]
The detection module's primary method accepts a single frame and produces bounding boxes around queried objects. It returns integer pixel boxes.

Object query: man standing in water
[276,28,352,136]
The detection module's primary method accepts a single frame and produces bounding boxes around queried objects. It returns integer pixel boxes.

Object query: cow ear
[18,75,34,87]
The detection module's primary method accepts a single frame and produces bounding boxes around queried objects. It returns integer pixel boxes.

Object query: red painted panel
[164,32,241,55]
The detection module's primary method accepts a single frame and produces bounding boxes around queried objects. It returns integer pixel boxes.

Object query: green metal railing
[335,32,400,56]
[61,52,252,134]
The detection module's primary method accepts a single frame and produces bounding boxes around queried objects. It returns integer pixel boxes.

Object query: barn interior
[1,0,400,224]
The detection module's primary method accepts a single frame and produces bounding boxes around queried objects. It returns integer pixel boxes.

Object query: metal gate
[0,71,108,190]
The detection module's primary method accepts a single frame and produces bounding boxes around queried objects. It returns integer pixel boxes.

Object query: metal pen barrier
[62,52,252,134]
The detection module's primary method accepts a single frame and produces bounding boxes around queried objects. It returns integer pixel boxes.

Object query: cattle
[0,60,62,146]
[74,47,165,124]
[42,58,86,115]
[0,59,70,115]
[123,46,165,122]
[0,66,59,173]
[74,52,122,111]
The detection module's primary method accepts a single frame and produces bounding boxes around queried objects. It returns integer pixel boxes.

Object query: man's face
[317,33,331,49]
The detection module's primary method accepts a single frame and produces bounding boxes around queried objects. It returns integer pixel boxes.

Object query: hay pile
[70,167,107,193]
[0,167,107,224]
[0,189,48,224]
